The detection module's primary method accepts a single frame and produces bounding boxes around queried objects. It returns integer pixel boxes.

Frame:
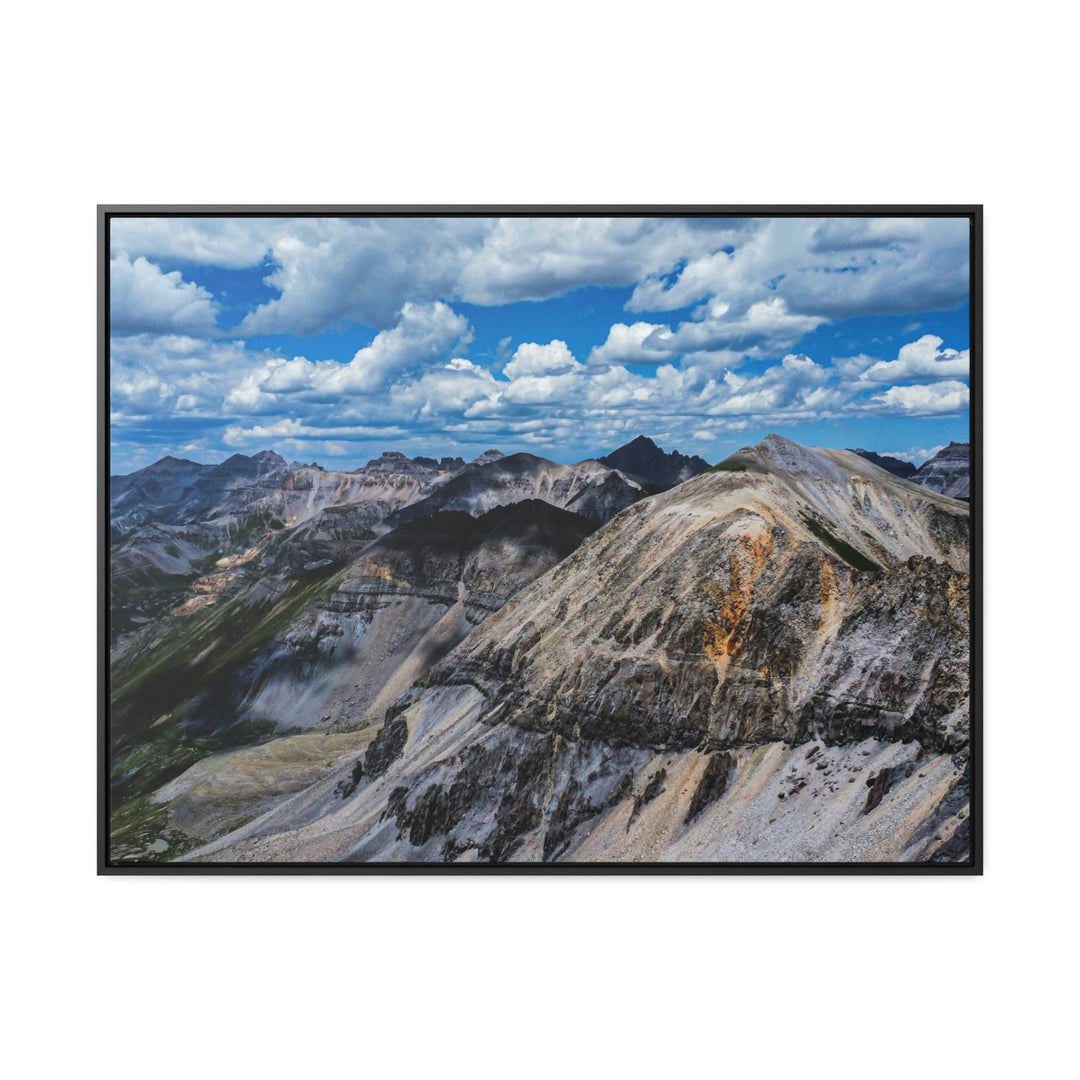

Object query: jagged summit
[598,434,710,488]
[472,449,505,465]
[218,449,286,467]
[112,454,205,480]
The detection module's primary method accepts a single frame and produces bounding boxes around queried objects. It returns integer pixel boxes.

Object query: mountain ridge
[162,435,970,865]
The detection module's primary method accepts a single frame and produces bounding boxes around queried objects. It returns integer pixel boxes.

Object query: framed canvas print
[100,206,980,873]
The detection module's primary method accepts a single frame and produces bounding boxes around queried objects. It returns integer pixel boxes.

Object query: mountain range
[108,434,972,865]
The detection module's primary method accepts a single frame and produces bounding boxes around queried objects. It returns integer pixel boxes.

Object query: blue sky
[109,215,971,474]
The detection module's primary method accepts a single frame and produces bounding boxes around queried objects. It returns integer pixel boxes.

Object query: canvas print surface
[105,211,975,868]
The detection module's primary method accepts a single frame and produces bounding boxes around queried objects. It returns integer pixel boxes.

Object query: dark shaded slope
[599,435,710,488]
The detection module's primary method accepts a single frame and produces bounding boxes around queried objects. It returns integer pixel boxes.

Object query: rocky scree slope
[183,436,971,865]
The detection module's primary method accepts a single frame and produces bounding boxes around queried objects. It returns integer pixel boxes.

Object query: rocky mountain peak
[598,434,710,489]
[472,449,505,465]
[212,450,289,480]
[130,455,205,478]
[753,433,834,476]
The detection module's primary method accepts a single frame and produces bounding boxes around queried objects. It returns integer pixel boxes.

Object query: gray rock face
[912,442,970,499]
[174,436,971,866]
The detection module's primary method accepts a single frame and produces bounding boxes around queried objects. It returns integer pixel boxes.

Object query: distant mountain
[598,435,710,488]
[110,450,289,531]
[912,442,970,500]
[850,448,917,479]
[110,450,455,539]
[358,450,467,476]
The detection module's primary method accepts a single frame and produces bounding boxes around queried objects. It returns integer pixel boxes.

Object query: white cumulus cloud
[502,340,582,379]
[871,380,970,414]
[110,253,219,335]
[109,215,970,341]
[861,334,969,382]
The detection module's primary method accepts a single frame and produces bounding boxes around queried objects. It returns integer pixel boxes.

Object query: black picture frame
[99,204,981,875]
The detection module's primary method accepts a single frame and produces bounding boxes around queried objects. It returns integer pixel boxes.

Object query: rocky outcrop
[361,716,409,777]
[359,451,462,478]
[685,753,736,824]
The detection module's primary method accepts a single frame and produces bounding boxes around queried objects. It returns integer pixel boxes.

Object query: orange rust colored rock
[702,529,775,662]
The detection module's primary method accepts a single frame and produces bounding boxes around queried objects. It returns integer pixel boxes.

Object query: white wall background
[2,3,1071,1077]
